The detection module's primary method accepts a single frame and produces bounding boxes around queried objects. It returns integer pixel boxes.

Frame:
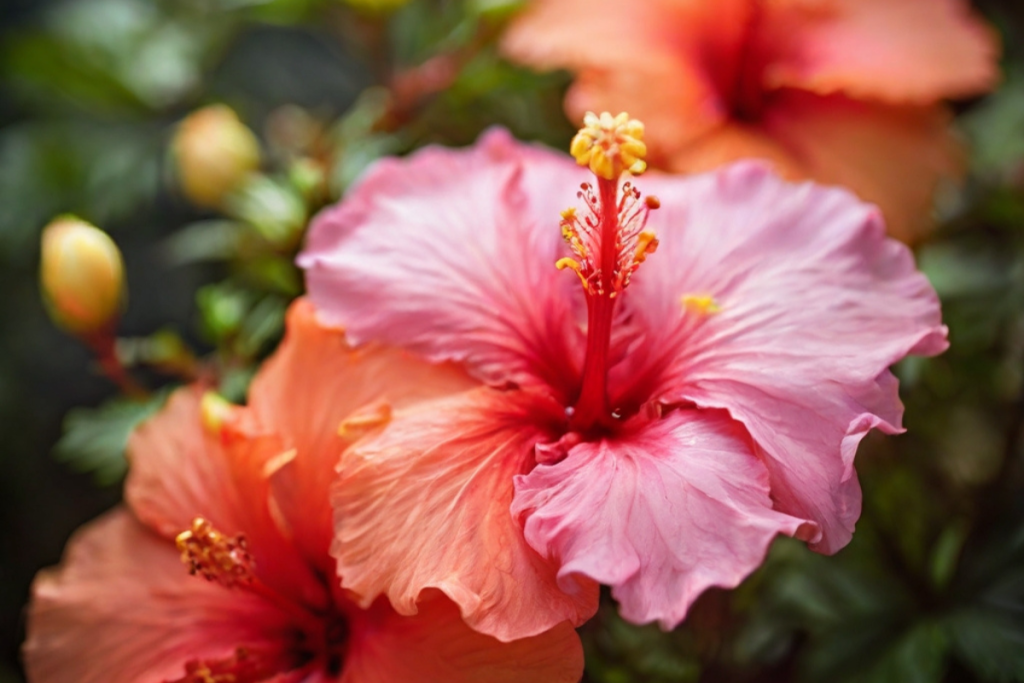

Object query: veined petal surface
[332,388,598,642]
[300,129,587,393]
[24,510,291,683]
[619,164,947,553]
[513,409,804,629]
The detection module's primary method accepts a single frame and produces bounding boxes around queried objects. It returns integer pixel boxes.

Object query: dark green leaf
[53,390,172,485]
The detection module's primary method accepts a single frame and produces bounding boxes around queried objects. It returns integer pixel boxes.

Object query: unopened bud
[173,105,261,209]
[40,217,126,335]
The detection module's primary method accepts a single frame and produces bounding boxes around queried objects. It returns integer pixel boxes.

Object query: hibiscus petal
[502,0,749,167]
[299,128,586,393]
[662,91,961,242]
[502,0,681,70]
[765,0,998,103]
[765,89,962,245]
[662,118,804,178]
[513,409,803,629]
[764,90,962,242]
[125,388,328,608]
[621,164,947,554]
[563,61,725,170]
[248,299,473,568]
[332,388,598,642]
[24,509,290,683]
[344,594,583,683]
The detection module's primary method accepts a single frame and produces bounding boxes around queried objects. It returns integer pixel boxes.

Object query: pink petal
[125,388,328,608]
[299,129,587,394]
[765,0,999,104]
[618,164,947,554]
[332,388,598,642]
[248,299,473,568]
[343,594,583,683]
[513,409,804,629]
[24,509,290,683]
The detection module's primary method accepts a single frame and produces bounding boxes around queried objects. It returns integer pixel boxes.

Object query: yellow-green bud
[40,217,126,336]
[173,105,261,209]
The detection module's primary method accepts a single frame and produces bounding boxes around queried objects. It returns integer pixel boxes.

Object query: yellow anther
[633,231,659,265]
[570,112,647,181]
[556,257,589,291]
[338,400,392,438]
[200,392,236,436]
[176,517,254,588]
[682,294,720,315]
[555,257,581,271]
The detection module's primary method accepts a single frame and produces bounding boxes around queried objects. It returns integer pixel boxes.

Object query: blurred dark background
[3,1,1024,682]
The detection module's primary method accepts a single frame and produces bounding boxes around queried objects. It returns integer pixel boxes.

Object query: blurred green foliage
[2,0,1024,682]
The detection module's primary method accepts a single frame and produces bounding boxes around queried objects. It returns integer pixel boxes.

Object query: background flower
[503,0,1000,241]
[24,301,583,683]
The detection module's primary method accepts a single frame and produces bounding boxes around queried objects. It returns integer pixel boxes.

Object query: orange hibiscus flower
[24,300,584,683]
[503,0,999,241]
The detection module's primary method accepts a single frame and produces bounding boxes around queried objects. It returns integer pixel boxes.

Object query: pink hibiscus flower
[24,300,583,683]
[298,116,948,640]
[502,0,999,242]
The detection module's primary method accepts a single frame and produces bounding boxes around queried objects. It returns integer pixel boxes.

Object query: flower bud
[40,217,126,336]
[173,105,261,209]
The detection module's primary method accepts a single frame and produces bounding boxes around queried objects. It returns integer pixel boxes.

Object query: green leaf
[917,241,1013,300]
[803,619,947,683]
[237,295,287,357]
[226,175,307,249]
[0,121,164,264]
[930,522,970,591]
[219,365,256,403]
[195,283,289,357]
[962,73,1024,181]
[196,283,252,343]
[53,390,172,485]
[947,609,1024,682]
[161,220,246,266]
[581,604,701,683]
[856,622,948,683]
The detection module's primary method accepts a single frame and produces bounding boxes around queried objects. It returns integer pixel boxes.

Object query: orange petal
[344,593,583,683]
[248,299,475,568]
[502,0,683,71]
[24,509,289,683]
[503,0,749,164]
[664,118,804,178]
[125,387,328,608]
[764,0,999,103]
[763,91,961,242]
[332,388,598,642]
[564,60,724,169]
[664,91,960,242]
